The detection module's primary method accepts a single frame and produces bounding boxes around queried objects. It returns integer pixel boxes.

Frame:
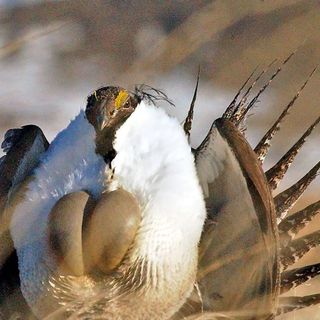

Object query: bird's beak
[97,113,108,132]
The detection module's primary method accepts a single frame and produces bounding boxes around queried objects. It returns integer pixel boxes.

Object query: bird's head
[85,86,139,162]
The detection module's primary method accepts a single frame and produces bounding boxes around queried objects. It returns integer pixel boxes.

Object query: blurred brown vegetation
[0,0,320,318]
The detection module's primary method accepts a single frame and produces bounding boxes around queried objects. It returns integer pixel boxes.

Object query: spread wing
[193,119,278,320]
[0,125,49,319]
[176,60,320,319]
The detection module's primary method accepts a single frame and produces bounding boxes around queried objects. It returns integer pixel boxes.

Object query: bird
[0,56,319,320]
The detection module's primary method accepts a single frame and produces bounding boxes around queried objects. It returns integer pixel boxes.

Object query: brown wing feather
[180,118,278,319]
[0,125,49,319]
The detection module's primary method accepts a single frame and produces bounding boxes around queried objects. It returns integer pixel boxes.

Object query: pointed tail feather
[277,294,320,315]
[233,52,296,126]
[280,263,320,294]
[183,70,200,139]
[278,200,320,245]
[255,68,318,164]
[228,60,276,123]
[266,116,320,190]
[280,230,320,271]
[222,66,259,120]
[275,161,320,221]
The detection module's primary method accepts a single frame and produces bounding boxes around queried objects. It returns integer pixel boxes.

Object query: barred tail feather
[280,230,320,271]
[222,66,259,120]
[255,68,317,164]
[228,60,276,123]
[266,116,320,190]
[278,294,320,315]
[183,70,200,139]
[275,161,320,221]
[280,263,320,294]
[278,200,320,245]
[232,52,296,126]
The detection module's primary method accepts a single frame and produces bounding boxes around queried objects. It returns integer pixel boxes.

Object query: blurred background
[0,0,319,318]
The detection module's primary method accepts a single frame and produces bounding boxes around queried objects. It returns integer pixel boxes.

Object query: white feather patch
[112,102,206,265]
[10,111,106,305]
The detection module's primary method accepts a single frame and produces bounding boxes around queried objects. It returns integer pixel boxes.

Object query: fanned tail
[228,60,320,317]
[186,55,320,319]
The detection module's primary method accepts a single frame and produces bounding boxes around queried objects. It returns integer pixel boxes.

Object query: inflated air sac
[48,188,140,276]
[48,191,94,276]
[83,188,140,274]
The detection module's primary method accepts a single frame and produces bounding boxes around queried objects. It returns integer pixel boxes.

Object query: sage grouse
[0,60,319,319]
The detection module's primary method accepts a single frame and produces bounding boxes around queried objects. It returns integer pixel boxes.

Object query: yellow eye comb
[115,90,129,109]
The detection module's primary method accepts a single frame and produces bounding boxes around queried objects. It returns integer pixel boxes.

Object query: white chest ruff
[113,102,206,264]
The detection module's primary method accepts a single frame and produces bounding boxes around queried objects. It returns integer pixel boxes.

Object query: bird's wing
[190,118,278,319]
[0,125,49,319]
[0,125,49,214]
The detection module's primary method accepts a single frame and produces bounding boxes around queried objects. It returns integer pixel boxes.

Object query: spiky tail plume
[275,161,320,222]
[255,67,317,164]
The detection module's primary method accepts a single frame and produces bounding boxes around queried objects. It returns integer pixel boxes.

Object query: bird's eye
[124,101,130,108]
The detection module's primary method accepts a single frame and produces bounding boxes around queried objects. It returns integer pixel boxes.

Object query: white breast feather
[113,101,206,266]
[10,111,106,306]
